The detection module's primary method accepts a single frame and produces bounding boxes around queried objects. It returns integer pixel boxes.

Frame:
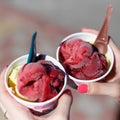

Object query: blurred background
[0,0,120,120]
[0,0,120,71]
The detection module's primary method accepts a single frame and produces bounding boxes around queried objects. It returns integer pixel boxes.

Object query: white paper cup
[56,32,114,86]
[5,54,67,113]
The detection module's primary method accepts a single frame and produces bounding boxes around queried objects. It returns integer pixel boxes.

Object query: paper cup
[56,32,114,86]
[4,54,67,113]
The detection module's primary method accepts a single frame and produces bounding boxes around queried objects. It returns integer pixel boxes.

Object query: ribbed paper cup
[4,54,67,113]
[56,32,114,86]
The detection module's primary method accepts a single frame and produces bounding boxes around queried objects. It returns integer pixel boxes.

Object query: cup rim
[4,54,67,105]
[56,32,114,83]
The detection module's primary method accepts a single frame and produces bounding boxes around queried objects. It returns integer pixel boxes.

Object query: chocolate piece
[94,5,113,55]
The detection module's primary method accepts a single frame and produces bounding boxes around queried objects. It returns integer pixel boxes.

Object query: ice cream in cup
[4,54,67,113]
[56,32,114,86]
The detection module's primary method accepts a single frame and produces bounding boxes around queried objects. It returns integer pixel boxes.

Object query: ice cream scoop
[59,38,108,80]
[5,54,67,112]
[56,32,114,86]
[17,60,65,102]
[57,5,113,81]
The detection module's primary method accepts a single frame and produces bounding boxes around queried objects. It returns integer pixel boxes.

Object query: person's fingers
[0,103,6,113]
[108,39,120,82]
[77,83,120,99]
[0,68,34,119]
[53,89,73,120]
[0,67,17,106]
[109,39,120,64]
[0,66,9,102]
[0,67,22,109]
[81,27,99,34]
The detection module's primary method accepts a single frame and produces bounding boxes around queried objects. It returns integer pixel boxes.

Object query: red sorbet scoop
[17,60,64,102]
[59,39,108,80]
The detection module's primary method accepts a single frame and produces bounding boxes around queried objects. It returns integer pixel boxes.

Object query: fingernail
[81,27,88,31]
[77,84,88,93]
[63,89,72,96]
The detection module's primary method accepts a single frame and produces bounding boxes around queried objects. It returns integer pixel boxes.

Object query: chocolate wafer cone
[94,5,113,55]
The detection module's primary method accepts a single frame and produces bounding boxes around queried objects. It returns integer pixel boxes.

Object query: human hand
[0,67,72,120]
[77,28,120,102]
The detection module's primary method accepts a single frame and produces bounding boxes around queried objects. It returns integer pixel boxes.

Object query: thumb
[81,27,99,34]
[77,83,120,99]
[53,89,73,120]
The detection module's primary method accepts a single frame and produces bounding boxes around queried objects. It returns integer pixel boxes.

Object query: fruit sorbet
[9,59,65,102]
[59,38,108,80]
